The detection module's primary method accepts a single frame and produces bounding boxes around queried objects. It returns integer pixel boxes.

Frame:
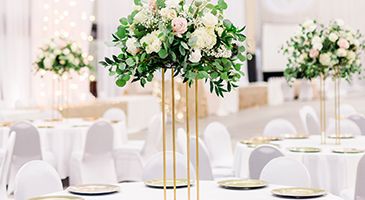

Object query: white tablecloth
[0,109,41,122]
[234,135,364,195]
[44,181,342,200]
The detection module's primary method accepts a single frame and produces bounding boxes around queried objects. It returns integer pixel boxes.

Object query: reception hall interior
[1,0,365,199]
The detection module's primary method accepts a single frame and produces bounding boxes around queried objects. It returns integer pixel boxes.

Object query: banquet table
[42,181,342,200]
[0,108,41,122]
[234,135,365,195]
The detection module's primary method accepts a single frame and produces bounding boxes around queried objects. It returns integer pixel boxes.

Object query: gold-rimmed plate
[254,136,283,141]
[271,187,327,198]
[110,120,121,123]
[332,148,365,154]
[37,126,55,129]
[247,143,280,148]
[43,118,62,122]
[239,139,270,144]
[0,122,10,127]
[67,184,120,195]
[28,196,84,200]
[332,115,347,120]
[144,179,194,188]
[72,125,89,128]
[287,147,321,153]
[282,134,309,139]
[217,179,269,189]
[327,134,355,139]
[82,117,99,121]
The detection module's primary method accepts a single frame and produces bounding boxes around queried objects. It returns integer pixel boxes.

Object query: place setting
[217,179,269,190]
[144,179,194,189]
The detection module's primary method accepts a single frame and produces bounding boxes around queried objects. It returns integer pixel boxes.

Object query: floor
[129,89,365,151]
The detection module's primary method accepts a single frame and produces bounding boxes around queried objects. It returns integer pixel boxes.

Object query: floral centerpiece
[99,0,250,97]
[282,18,365,82]
[34,37,92,76]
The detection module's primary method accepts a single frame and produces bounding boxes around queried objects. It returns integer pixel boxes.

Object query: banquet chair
[69,120,118,185]
[177,128,187,157]
[263,118,297,136]
[299,105,320,135]
[102,107,128,144]
[340,153,365,200]
[40,109,62,120]
[8,121,56,195]
[281,78,295,101]
[0,114,6,123]
[142,151,196,181]
[0,101,7,110]
[248,144,284,179]
[326,119,362,135]
[13,160,62,200]
[189,136,214,180]
[259,157,311,187]
[0,132,16,200]
[298,79,313,101]
[14,100,25,109]
[348,114,365,135]
[203,122,234,169]
[340,103,357,116]
[267,77,284,106]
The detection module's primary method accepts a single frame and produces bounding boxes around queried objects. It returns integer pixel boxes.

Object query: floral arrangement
[282,18,365,82]
[100,0,250,97]
[34,37,92,76]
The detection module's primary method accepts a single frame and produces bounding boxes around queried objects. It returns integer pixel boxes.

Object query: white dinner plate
[28,196,84,200]
[67,184,120,195]
[272,187,327,198]
[217,179,269,189]
[144,179,194,188]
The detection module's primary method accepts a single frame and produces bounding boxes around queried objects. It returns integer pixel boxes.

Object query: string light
[88,36,94,41]
[83,72,89,77]
[54,19,60,24]
[43,17,49,22]
[63,11,69,16]
[62,74,68,80]
[55,0,59,2]
[40,92,46,97]
[40,83,45,88]
[69,1,76,6]
[53,74,58,79]
[80,93,86,101]
[79,76,85,81]
[42,26,48,31]
[44,4,49,9]
[53,9,59,14]
[70,22,76,27]
[89,75,96,81]
[82,52,88,58]
[89,15,96,21]
[64,32,69,37]
[59,15,65,20]
[54,31,59,36]
[87,55,94,61]
[40,70,46,75]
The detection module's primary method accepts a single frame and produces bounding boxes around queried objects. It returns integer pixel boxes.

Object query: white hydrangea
[311,35,322,44]
[329,33,338,42]
[201,13,218,27]
[43,57,54,69]
[134,11,148,24]
[141,30,162,54]
[126,37,140,55]
[336,48,347,57]
[191,27,216,50]
[205,45,232,58]
[319,52,337,66]
[165,0,180,8]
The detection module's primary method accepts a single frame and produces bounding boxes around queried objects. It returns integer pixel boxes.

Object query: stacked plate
[272,187,327,198]
[217,179,269,189]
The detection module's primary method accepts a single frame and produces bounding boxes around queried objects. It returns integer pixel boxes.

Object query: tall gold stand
[195,76,199,200]
[186,82,191,200]
[162,69,167,200]
[319,73,327,144]
[334,66,341,145]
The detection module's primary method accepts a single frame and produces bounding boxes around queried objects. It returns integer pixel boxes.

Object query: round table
[44,181,342,200]
[234,135,364,196]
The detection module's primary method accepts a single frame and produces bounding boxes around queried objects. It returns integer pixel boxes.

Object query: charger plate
[282,134,309,139]
[272,187,326,198]
[332,148,365,154]
[287,147,321,153]
[67,184,120,195]
[144,179,194,188]
[218,179,268,189]
[0,122,10,127]
[254,136,283,141]
[28,196,83,200]
[43,118,62,122]
[239,139,270,144]
[247,143,280,148]
[82,117,99,121]
[327,134,355,139]
[37,126,55,129]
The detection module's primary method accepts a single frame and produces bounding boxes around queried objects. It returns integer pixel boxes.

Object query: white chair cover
[203,122,234,168]
[248,144,284,179]
[340,104,357,116]
[189,136,214,180]
[0,114,6,123]
[267,77,284,106]
[14,100,24,109]
[260,157,311,187]
[177,128,187,157]
[139,113,163,162]
[326,119,362,135]
[340,153,365,200]
[69,120,118,185]
[14,160,62,200]
[263,118,297,136]
[0,132,15,199]
[348,114,365,135]
[299,105,320,135]
[102,107,126,122]
[8,121,56,195]
[281,78,295,101]
[298,79,313,101]
[142,151,196,181]
[39,109,62,120]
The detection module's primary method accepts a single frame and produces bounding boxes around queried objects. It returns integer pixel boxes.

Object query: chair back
[298,79,313,101]
[259,157,311,187]
[40,109,62,120]
[84,120,114,156]
[142,151,196,181]
[263,118,297,136]
[340,104,357,116]
[203,122,234,168]
[0,132,16,199]
[14,100,24,109]
[299,105,320,135]
[348,114,365,135]
[326,119,362,135]
[0,114,6,123]
[141,114,163,161]
[248,144,284,179]
[177,128,187,157]
[189,136,214,180]
[14,160,62,200]
[102,108,126,122]
[355,153,365,200]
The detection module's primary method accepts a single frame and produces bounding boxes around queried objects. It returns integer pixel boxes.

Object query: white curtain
[96,0,133,98]
[261,0,315,15]
[0,0,31,108]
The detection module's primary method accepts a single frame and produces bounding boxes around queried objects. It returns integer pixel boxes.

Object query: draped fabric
[260,0,315,16]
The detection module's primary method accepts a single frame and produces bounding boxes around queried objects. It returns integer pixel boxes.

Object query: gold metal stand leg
[320,74,323,144]
[186,82,191,200]
[162,69,166,200]
[171,69,177,200]
[195,76,199,200]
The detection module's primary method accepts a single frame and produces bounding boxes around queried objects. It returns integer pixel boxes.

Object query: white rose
[134,11,148,24]
[296,53,307,64]
[146,39,161,54]
[71,45,78,52]
[319,53,332,66]
[356,59,361,66]
[216,27,224,36]
[59,59,66,65]
[67,54,75,64]
[43,57,54,69]
[308,24,317,32]
[311,36,322,44]
[165,0,180,8]
[189,49,202,63]
[346,51,356,60]
[313,43,323,51]
[74,58,80,66]
[63,48,71,55]
[132,4,142,11]
[294,31,302,39]
[335,18,345,26]
[49,42,57,49]
[160,8,177,20]
[302,19,314,29]
[49,53,56,60]
[353,39,360,47]
[336,48,347,57]
[191,27,216,50]
[53,48,62,55]
[43,38,51,45]
[37,51,44,60]
[201,13,218,27]
[329,33,338,42]
[126,37,140,55]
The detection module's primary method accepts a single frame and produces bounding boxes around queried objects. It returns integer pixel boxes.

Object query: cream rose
[126,37,140,56]
[49,42,57,49]
[165,0,180,8]
[346,51,356,60]
[335,18,345,26]
[160,8,177,20]
[146,39,162,54]
[53,48,62,55]
[336,48,347,57]
[337,38,350,49]
[134,11,148,24]
[309,49,319,58]
[43,57,54,69]
[63,48,71,55]
[319,52,332,66]
[149,0,156,10]
[302,19,314,29]
[329,33,338,42]
[132,4,142,11]
[311,36,322,44]
[172,17,188,35]
[201,13,218,27]
[313,43,323,51]
[294,31,302,39]
[189,49,202,63]
[216,27,224,36]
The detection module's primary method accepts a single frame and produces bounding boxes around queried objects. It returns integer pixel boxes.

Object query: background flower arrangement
[99,0,251,97]
[282,18,365,82]
[34,37,92,76]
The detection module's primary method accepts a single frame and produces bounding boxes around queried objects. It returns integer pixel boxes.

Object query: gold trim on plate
[217,179,269,189]
[239,139,270,144]
[327,134,355,139]
[271,187,326,197]
[27,196,84,200]
[144,179,194,188]
[282,134,309,139]
[332,148,365,154]
[247,143,280,148]
[0,123,10,127]
[287,147,321,153]
[254,136,283,141]
[37,126,55,129]
[67,184,120,195]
